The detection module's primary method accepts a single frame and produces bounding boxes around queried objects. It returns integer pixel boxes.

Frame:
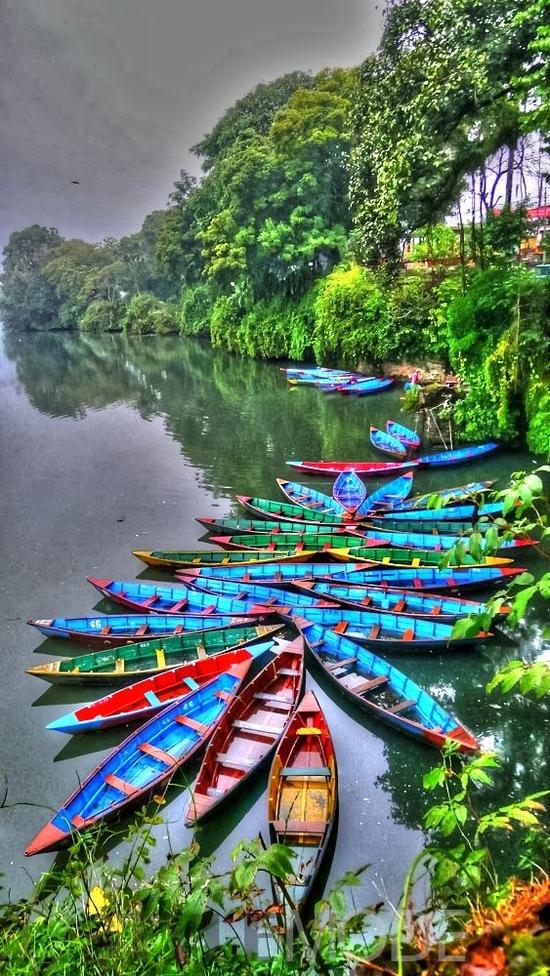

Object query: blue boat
[185,574,495,622]
[277,478,346,517]
[295,619,478,753]
[88,578,285,618]
[386,420,420,449]
[350,526,530,552]
[338,377,394,396]
[385,480,496,512]
[332,470,367,514]
[291,580,507,622]
[180,578,492,650]
[370,426,409,458]
[25,658,251,855]
[417,443,500,467]
[355,472,415,516]
[374,501,504,523]
[366,516,499,535]
[28,613,264,646]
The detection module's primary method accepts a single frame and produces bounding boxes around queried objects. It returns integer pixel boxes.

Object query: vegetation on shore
[1,0,549,452]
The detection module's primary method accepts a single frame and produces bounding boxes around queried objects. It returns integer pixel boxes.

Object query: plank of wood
[325,655,357,672]
[350,675,389,695]
[386,698,417,714]
[232,719,280,736]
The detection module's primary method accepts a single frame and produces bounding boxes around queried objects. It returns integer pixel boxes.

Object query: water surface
[0,329,547,933]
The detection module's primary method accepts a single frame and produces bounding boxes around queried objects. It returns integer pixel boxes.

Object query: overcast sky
[0,0,381,250]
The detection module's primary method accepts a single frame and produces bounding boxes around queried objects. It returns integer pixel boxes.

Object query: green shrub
[210,294,242,351]
[79,298,123,332]
[526,375,550,456]
[122,293,179,335]
[180,284,214,336]
[313,264,388,364]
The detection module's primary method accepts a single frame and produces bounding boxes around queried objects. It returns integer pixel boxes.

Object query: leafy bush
[210,294,243,351]
[79,298,123,332]
[313,264,388,364]
[123,293,179,335]
[180,284,214,336]
[526,375,550,456]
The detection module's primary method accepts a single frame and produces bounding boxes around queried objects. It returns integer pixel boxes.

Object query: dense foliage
[1,0,548,452]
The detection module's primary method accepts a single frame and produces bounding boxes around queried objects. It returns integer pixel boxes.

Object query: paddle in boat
[26,623,283,685]
[25,656,251,855]
[46,642,277,734]
[369,426,409,459]
[332,469,367,515]
[185,636,305,825]
[267,690,337,915]
[87,578,285,618]
[295,619,479,753]
[28,613,267,648]
[386,420,420,450]
[132,548,318,570]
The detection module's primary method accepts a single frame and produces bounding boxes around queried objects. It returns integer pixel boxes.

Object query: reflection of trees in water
[4,331,382,500]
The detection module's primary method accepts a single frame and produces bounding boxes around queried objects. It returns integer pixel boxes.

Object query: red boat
[287,459,419,477]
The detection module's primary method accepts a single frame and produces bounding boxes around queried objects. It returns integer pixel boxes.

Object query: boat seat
[411,578,423,589]
[138,742,177,767]
[71,814,88,828]
[360,597,372,607]
[273,819,325,834]
[411,559,421,567]
[308,639,325,649]
[174,625,184,634]
[184,676,200,691]
[202,605,217,615]
[175,714,208,734]
[232,719,280,736]
[170,599,188,613]
[253,692,292,710]
[195,643,207,658]
[280,766,330,777]
[216,689,232,701]
[142,595,160,608]
[114,658,125,673]
[217,753,254,771]
[387,699,417,714]
[393,600,406,612]
[136,624,149,637]
[207,786,225,798]
[401,628,415,641]
[367,625,381,639]
[105,773,140,797]
[326,656,357,671]
[155,649,166,668]
[278,667,300,676]
[99,625,111,635]
[144,690,162,707]
[333,621,348,634]
[429,606,442,615]
[352,675,389,695]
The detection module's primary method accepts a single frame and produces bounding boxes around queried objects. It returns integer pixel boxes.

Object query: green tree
[122,292,179,335]
[1,225,62,330]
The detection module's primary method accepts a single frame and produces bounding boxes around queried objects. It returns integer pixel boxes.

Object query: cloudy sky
[0,0,381,250]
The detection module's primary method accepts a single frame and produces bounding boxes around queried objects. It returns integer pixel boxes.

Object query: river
[0,328,547,939]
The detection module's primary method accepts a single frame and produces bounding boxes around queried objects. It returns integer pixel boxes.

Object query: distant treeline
[1,0,548,453]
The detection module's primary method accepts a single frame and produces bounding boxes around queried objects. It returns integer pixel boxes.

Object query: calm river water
[0,328,548,931]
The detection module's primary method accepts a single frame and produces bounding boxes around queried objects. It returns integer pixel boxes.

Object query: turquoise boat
[88,578,285,618]
[332,470,367,514]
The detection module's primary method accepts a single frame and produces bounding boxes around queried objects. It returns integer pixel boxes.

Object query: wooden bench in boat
[272,819,325,834]
[232,719,280,736]
[217,752,254,771]
[175,714,208,733]
[387,699,417,714]
[278,667,300,676]
[325,656,357,672]
[280,766,330,777]
[144,690,162,707]
[138,742,178,767]
[104,773,140,797]
[207,786,225,798]
[254,691,293,707]
[346,674,389,695]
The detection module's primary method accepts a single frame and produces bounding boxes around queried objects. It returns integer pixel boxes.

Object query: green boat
[26,623,283,685]
[236,494,351,526]
[133,549,317,569]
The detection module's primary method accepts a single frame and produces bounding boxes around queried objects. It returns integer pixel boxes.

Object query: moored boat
[236,494,353,526]
[28,613,265,647]
[417,443,500,467]
[370,426,409,459]
[338,377,394,395]
[88,578,286,618]
[25,658,251,856]
[355,472,415,516]
[185,636,305,825]
[295,619,478,753]
[287,459,419,477]
[383,480,496,511]
[332,469,367,514]
[46,643,276,734]
[26,623,283,684]
[268,691,337,913]
[208,532,379,552]
[277,478,347,516]
[371,501,504,523]
[132,548,318,570]
[386,420,421,450]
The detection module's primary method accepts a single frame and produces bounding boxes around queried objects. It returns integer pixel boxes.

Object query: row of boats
[284,365,394,396]
[24,444,532,914]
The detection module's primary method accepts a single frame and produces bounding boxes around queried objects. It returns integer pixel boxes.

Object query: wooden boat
[208,531,374,551]
[292,580,508,622]
[277,478,347,516]
[285,369,357,385]
[268,691,337,913]
[181,575,341,610]
[372,501,504,523]
[47,643,277,734]
[365,516,498,535]
[287,459,419,477]
[337,377,394,395]
[26,624,283,685]
[185,636,305,825]
[236,494,354,526]
[88,578,284,618]
[28,613,264,648]
[355,472,415,516]
[383,480,496,512]
[198,517,372,538]
[332,469,367,514]
[132,548,317,570]
[349,526,532,552]
[386,420,420,450]
[179,562,526,592]
[25,658,251,856]
[295,619,478,753]
[417,443,500,467]
[370,426,409,459]
[208,538,514,568]
[286,605,492,650]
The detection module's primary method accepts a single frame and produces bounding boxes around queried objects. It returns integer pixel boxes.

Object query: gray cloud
[0,0,381,248]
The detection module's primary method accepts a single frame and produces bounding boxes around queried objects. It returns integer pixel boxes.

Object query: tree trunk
[504,141,516,207]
